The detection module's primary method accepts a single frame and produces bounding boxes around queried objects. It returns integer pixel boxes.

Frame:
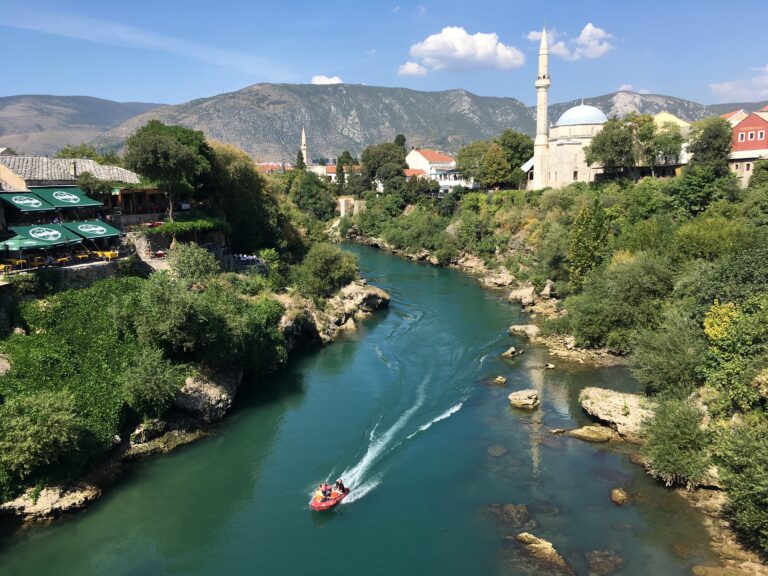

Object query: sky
[1,0,767,107]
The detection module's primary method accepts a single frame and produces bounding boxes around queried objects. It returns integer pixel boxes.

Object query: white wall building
[405,148,474,194]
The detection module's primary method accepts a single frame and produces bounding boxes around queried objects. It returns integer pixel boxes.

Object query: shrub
[8,272,40,296]
[674,215,752,261]
[702,296,768,411]
[121,347,185,418]
[566,252,674,351]
[719,417,768,554]
[169,242,221,282]
[293,243,358,299]
[630,308,706,397]
[641,398,710,488]
[0,390,80,484]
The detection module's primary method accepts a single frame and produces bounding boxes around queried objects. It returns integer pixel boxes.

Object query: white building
[405,148,474,194]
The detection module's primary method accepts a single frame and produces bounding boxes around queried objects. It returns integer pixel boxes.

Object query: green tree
[295,150,306,171]
[630,308,706,396]
[566,197,609,290]
[748,159,768,190]
[457,140,491,182]
[290,171,336,220]
[124,120,211,221]
[720,417,768,554]
[208,141,296,254]
[641,398,710,488]
[76,171,115,196]
[394,133,407,150]
[55,143,104,162]
[496,129,533,172]
[687,116,733,177]
[652,122,684,166]
[338,150,355,166]
[121,347,184,418]
[293,243,358,298]
[0,391,80,481]
[360,142,406,179]
[584,118,637,175]
[480,143,512,189]
[169,242,221,282]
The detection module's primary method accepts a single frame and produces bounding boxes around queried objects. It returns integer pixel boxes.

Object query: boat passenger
[335,479,346,493]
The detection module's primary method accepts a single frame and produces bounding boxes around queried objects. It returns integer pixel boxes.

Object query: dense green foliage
[168,242,221,282]
[641,398,710,489]
[719,417,768,552]
[293,243,358,299]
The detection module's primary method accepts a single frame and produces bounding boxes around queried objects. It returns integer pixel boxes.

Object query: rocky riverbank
[0,279,390,522]
[567,386,768,575]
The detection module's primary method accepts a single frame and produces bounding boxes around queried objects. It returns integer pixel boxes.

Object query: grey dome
[556,104,608,126]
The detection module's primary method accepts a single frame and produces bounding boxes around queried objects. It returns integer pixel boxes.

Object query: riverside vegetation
[327,120,768,555]
[0,123,362,508]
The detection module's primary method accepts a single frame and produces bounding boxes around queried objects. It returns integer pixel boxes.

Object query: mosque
[524,28,608,190]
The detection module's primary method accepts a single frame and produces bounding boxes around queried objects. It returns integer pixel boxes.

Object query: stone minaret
[532,27,550,190]
[300,127,309,166]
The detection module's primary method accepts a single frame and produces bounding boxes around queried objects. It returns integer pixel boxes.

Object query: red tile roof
[760,105,768,113]
[721,109,745,119]
[417,149,455,164]
[404,168,426,177]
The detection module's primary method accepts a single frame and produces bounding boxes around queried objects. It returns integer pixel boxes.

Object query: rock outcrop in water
[578,387,655,443]
[174,368,243,424]
[508,389,540,410]
[512,532,572,573]
[567,425,618,443]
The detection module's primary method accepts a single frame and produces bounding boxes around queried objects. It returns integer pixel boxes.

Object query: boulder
[129,418,167,445]
[508,389,540,410]
[173,367,243,423]
[585,550,624,575]
[493,376,508,386]
[610,487,629,506]
[509,283,537,307]
[501,346,518,358]
[567,425,618,443]
[508,324,541,339]
[578,387,656,443]
[339,281,391,314]
[545,363,555,369]
[540,279,556,299]
[514,532,571,572]
[487,444,508,457]
[488,503,532,529]
[482,267,516,288]
[1,483,101,520]
[0,353,10,376]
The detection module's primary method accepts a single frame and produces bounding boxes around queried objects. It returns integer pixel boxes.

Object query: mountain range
[1,85,766,161]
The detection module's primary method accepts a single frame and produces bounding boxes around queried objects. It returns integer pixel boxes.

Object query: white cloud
[618,84,634,91]
[1,8,279,75]
[398,61,428,77]
[406,26,524,72]
[638,88,651,95]
[311,75,343,85]
[527,23,614,61]
[710,64,768,101]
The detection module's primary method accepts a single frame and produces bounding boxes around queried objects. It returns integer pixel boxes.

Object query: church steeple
[532,27,551,190]
[300,127,309,166]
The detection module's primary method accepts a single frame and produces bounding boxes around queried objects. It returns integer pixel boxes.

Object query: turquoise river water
[0,245,715,575]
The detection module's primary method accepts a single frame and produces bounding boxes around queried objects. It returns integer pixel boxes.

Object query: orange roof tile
[404,168,426,177]
[417,149,455,164]
[721,109,742,119]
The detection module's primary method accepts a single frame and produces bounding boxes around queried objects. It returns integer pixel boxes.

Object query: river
[0,245,715,575]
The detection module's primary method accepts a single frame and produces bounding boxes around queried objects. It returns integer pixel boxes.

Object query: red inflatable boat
[310,488,350,511]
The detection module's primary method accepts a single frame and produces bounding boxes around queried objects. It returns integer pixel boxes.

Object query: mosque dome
[556,104,608,126]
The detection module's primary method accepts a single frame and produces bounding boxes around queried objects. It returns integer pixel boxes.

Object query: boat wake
[406,402,463,440]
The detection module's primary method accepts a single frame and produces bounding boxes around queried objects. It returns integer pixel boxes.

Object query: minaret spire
[300,127,309,166]
[532,26,551,190]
